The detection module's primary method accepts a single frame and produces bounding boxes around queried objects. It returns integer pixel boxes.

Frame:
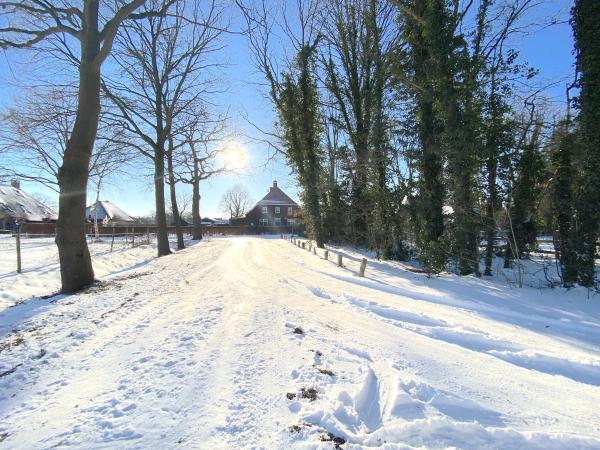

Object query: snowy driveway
[1,237,599,449]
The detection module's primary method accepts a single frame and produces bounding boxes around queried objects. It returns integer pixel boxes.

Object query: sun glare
[223,141,248,170]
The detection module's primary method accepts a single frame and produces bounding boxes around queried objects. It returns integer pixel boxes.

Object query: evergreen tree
[395,0,448,272]
[277,42,326,247]
[571,0,600,286]
[550,121,579,286]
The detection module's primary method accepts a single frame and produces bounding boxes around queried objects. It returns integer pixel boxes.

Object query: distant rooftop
[0,183,57,222]
[255,181,298,207]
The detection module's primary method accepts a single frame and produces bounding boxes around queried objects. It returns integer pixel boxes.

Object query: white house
[85,200,137,226]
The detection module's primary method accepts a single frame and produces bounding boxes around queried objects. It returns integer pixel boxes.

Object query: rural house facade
[233,181,301,227]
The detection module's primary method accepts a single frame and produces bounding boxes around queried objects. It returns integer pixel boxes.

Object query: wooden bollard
[110,227,115,252]
[359,258,367,277]
[337,254,343,267]
[302,242,305,249]
[312,246,316,255]
[324,250,328,260]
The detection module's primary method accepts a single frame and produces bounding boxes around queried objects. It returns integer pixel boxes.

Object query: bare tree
[103,0,225,255]
[0,88,130,191]
[237,0,326,247]
[176,110,230,240]
[0,0,173,292]
[220,184,252,220]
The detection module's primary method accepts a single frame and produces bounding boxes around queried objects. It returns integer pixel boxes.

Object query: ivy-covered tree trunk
[552,127,578,286]
[400,0,450,272]
[297,45,325,248]
[572,0,600,286]
[272,41,325,248]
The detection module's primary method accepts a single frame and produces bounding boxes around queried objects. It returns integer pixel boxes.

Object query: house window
[275,206,280,214]
[261,206,268,214]
[259,218,269,226]
[288,206,293,215]
[274,218,281,226]
[288,218,296,224]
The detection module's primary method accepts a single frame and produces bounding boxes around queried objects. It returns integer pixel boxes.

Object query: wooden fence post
[15,223,22,274]
[312,246,316,255]
[147,227,150,245]
[110,227,115,252]
[359,258,367,277]
[337,254,343,267]
[324,250,328,260]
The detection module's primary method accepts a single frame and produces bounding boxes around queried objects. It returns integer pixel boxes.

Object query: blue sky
[0,0,575,218]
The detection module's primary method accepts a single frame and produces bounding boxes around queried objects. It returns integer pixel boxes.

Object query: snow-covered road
[1,237,599,449]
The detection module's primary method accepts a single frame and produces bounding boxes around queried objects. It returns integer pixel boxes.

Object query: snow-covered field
[0,234,162,309]
[0,236,599,449]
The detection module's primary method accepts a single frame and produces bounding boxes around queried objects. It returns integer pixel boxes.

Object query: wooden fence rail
[285,235,370,277]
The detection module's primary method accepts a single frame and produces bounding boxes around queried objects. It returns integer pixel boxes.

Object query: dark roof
[255,181,298,207]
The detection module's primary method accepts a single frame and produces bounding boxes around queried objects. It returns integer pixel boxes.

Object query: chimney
[273,180,278,188]
[11,179,20,189]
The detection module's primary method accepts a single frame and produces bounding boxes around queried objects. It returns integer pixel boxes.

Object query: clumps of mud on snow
[320,431,346,448]
[300,387,318,401]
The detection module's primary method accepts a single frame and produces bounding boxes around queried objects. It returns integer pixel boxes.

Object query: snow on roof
[0,185,57,222]
[254,181,298,208]
[86,200,136,223]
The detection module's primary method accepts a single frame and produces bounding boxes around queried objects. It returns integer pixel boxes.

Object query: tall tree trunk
[407,1,445,259]
[191,157,202,240]
[166,137,184,250]
[572,0,600,286]
[154,144,171,256]
[553,128,578,285]
[298,48,325,248]
[55,6,101,293]
[484,154,498,276]
[483,81,501,276]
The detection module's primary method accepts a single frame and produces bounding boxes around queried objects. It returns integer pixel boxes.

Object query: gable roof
[86,200,136,223]
[255,181,298,207]
[0,185,57,222]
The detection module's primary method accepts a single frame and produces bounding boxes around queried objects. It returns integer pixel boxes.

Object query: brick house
[232,181,302,227]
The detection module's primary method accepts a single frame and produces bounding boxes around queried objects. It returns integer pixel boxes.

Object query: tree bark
[167,137,185,250]
[192,157,202,240]
[154,144,171,256]
[55,4,102,293]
